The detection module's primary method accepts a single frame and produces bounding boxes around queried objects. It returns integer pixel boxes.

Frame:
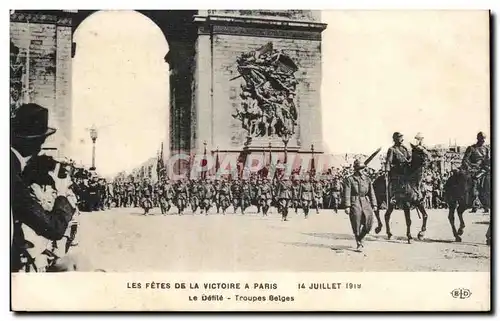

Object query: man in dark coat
[344,159,377,250]
[11,103,76,272]
[461,131,490,213]
[385,132,411,204]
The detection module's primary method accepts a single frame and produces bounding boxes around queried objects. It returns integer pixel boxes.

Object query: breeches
[349,210,373,240]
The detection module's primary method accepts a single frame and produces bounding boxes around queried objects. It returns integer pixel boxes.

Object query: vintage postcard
[9,9,491,311]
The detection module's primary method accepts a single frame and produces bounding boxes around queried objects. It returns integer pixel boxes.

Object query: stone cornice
[10,10,73,26]
[193,14,327,33]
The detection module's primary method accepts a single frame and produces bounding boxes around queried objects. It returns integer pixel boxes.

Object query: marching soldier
[241,178,252,214]
[299,175,313,218]
[461,131,490,213]
[189,179,202,214]
[330,176,343,213]
[174,179,189,215]
[159,178,174,215]
[200,177,215,215]
[251,176,261,214]
[344,160,377,250]
[312,178,324,214]
[385,132,411,205]
[126,181,135,207]
[218,179,232,214]
[140,178,153,215]
[214,178,222,214]
[258,178,273,216]
[134,181,142,208]
[231,178,243,214]
[291,176,301,214]
[276,176,293,221]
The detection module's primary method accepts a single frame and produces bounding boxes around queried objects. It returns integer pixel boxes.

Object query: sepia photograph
[9,7,491,312]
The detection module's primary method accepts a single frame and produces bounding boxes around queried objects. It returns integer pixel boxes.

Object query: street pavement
[71,206,491,272]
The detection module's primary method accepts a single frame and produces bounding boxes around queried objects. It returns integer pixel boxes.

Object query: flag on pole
[215,149,220,176]
[201,142,207,179]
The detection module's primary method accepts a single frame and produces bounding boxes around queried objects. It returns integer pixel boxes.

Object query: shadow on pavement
[281,241,359,254]
[473,220,490,225]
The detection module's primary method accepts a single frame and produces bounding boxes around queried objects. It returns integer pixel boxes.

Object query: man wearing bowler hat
[11,103,77,272]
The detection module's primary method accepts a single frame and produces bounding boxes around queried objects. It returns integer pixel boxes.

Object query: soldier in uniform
[159,178,174,215]
[331,176,343,213]
[213,178,222,214]
[291,176,301,214]
[200,177,215,215]
[344,160,377,250]
[174,178,190,215]
[276,176,293,221]
[134,181,143,208]
[461,132,490,213]
[385,132,411,205]
[299,175,313,218]
[240,178,252,214]
[249,176,261,214]
[218,179,232,214]
[258,178,273,216]
[189,178,202,214]
[231,178,243,214]
[140,178,153,215]
[312,178,324,214]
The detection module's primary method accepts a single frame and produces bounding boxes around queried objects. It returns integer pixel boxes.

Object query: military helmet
[353,159,366,170]
[477,131,486,140]
[392,132,403,140]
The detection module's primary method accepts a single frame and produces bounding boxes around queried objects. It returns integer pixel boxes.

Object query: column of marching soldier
[93,167,454,218]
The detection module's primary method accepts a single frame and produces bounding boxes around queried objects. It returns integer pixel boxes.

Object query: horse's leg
[404,206,413,244]
[384,204,394,239]
[447,201,460,242]
[457,203,467,237]
[374,208,383,234]
[417,204,428,240]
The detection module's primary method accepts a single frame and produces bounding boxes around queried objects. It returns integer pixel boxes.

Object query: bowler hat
[353,159,366,170]
[11,103,56,139]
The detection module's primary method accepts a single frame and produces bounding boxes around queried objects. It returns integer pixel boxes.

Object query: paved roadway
[71,206,490,272]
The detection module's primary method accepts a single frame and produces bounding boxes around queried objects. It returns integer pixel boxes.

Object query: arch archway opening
[71,10,170,178]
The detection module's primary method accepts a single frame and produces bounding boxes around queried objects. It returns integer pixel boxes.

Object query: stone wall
[10,11,73,157]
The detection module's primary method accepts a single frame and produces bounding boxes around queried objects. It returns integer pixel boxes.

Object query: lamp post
[89,124,98,170]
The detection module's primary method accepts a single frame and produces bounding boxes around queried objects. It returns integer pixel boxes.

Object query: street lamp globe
[89,124,98,142]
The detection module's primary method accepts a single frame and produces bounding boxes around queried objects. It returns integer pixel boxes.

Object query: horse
[443,166,491,243]
[373,145,431,244]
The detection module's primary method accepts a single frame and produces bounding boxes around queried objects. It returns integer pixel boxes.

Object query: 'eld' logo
[451,288,472,299]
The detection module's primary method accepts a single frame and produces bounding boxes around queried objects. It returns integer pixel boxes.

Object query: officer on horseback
[385,132,411,205]
[461,131,490,213]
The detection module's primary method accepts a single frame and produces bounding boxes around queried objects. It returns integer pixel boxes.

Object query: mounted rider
[385,132,411,204]
[461,132,490,212]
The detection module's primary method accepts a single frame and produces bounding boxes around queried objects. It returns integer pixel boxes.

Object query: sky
[70,10,490,177]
